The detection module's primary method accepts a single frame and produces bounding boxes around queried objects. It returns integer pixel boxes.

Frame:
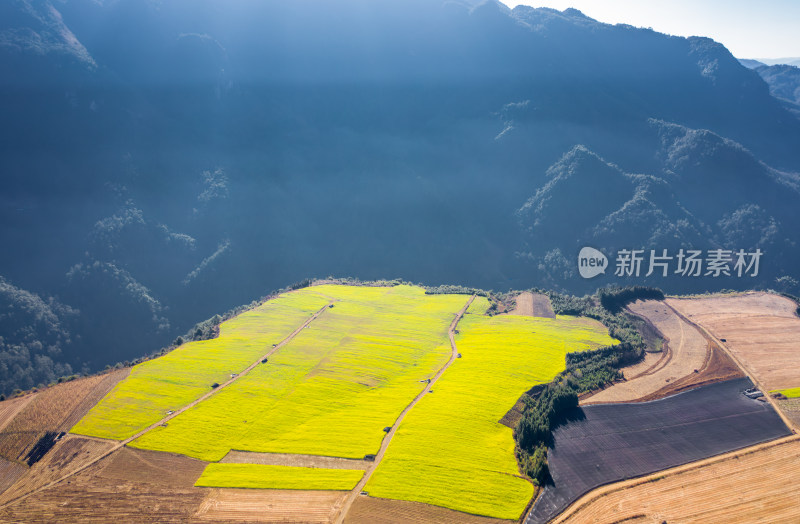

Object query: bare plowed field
[527,378,791,524]
[667,293,800,392]
[0,463,206,523]
[0,435,116,505]
[0,395,35,433]
[583,300,709,404]
[0,458,26,496]
[221,450,368,470]
[555,437,800,524]
[0,370,128,462]
[97,447,206,487]
[508,292,555,318]
[344,496,517,524]
[195,488,346,523]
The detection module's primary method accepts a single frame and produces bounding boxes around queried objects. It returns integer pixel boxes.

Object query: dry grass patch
[221,450,368,470]
[195,488,347,523]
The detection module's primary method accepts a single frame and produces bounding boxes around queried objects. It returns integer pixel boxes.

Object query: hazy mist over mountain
[2,0,800,393]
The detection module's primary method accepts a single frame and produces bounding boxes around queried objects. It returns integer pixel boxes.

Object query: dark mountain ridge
[1,0,799,393]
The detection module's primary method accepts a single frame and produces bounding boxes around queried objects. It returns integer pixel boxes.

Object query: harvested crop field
[97,447,206,487]
[0,435,116,506]
[583,300,712,404]
[344,496,517,524]
[195,488,347,523]
[0,370,127,463]
[0,395,35,432]
[508,292,555,318]
[553,437,800,524]
[221,450,368,470]
[667,292,800,392]
[527,378,791,524]
[779,398,800,427]
[0,458,25,496]
[0,457,207,523]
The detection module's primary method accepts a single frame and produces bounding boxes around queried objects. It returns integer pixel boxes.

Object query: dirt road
[0,301,335,510]
[334,295,476,524]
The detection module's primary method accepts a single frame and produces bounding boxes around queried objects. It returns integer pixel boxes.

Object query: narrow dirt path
[0,301,335,510]
[334,295,476,524]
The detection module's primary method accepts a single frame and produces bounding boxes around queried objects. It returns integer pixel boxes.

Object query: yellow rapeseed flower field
[195,463,364,490]
[71,288,334,440]
[364,297,617,519]
[128,285,468,461]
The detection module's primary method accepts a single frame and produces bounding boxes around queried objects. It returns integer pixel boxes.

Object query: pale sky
[500,1,800,59]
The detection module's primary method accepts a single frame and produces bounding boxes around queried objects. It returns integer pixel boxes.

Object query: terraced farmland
[0,370,127,463]
[128,285,468,463]
[72,289,334,440]
[364,299,618,520]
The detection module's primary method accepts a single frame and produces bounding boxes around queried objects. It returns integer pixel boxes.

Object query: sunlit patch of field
[71,289,334,440]
[364,300,617,520]
[195,464,364,491]
[129,285,468,461]
[774,387,800,398]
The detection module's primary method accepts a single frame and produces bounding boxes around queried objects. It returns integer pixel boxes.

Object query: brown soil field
[667,292,800,392]
[634,340,743,402]
[583,300,710,404]
[195,488,347,523]
[0,395,36,433]
[221,450,368,470]
[0,435,116,505]
[0,458,26,496]
[779,398,800,427]
[553,436,800,524]
[345,496,517,524]
[97,446,206,487]
[507,292,556,318]
[0,369,128,462]
[0,456,206,523]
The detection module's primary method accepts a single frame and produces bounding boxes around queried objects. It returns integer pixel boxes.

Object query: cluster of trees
[597,286,665,313]
[513,287,657,485]
[424,284,489,297]
[0,277,77,397]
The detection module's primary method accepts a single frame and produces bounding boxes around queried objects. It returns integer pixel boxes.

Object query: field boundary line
[334,294,476,524]
[665,300,798,433]
[0,301,335,510]
[548,433,800,524]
